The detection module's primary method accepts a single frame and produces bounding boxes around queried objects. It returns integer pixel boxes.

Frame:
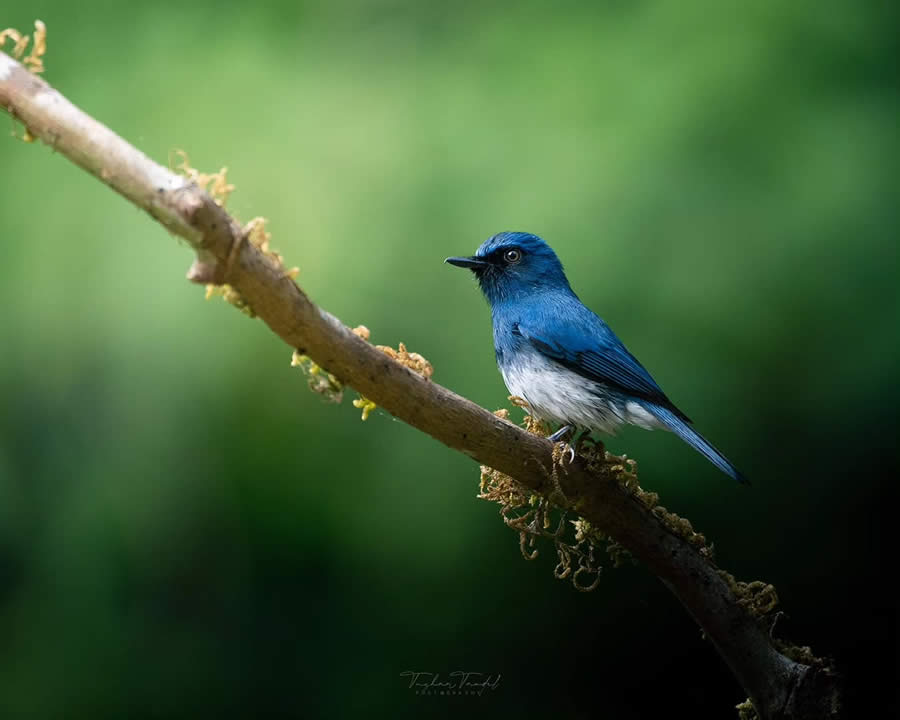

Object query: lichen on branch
[292,349,344,402]
[172,150,234,206]
[173,154,298,314]
[292,324,434,420]
[478,403,643,591]
[1,20,46,74]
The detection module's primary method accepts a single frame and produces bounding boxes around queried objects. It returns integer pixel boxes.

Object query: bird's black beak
[445,256,488,270]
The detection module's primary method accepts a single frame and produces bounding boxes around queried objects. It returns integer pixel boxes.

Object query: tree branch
[0,50,840,719]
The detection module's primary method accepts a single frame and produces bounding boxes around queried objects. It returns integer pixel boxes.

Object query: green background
[1,1,896,717]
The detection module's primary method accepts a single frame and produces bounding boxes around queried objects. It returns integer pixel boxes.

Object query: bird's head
[445,232,571,304]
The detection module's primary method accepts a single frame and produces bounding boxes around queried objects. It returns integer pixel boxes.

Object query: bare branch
[0,50,841,719]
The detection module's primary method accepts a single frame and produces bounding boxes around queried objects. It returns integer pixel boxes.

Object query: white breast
[500,352,664,434]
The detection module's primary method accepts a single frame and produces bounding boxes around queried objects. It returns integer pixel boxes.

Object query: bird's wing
[515,314,691,423]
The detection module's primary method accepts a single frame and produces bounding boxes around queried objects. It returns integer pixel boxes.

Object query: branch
[0,49,840,719]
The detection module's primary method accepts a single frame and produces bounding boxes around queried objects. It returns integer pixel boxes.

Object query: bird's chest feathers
[494,344,622,434]
[499,350,605,426]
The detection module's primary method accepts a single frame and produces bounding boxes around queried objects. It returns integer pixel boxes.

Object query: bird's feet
[547,430,574,505]
[549,425,577,465]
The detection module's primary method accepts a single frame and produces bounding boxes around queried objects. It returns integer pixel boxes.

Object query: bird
[445,231,747,484]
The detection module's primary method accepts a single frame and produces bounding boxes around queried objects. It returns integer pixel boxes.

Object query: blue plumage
[446,231,747,484]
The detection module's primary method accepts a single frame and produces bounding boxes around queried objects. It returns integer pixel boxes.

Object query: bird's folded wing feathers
[515,319,692,423]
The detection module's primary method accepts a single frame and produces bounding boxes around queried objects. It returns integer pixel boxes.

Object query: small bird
[446,232,747,484]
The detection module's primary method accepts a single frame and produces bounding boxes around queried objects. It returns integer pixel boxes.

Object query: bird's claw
[549,425,579,465]
[551,440,576,467]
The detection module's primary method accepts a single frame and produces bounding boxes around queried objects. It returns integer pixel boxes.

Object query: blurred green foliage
[1,1,896,717]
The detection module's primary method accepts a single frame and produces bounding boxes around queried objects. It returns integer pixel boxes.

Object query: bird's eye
[503,249,522,264]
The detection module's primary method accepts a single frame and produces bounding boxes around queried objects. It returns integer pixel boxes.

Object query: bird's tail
[648,405,749,485]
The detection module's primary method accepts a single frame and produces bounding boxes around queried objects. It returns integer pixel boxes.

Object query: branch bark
[0,50,840,719]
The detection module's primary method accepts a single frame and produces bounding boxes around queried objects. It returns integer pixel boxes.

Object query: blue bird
[446,232,747,484]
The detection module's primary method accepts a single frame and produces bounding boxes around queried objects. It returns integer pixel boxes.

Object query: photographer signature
[400,671,502,696]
